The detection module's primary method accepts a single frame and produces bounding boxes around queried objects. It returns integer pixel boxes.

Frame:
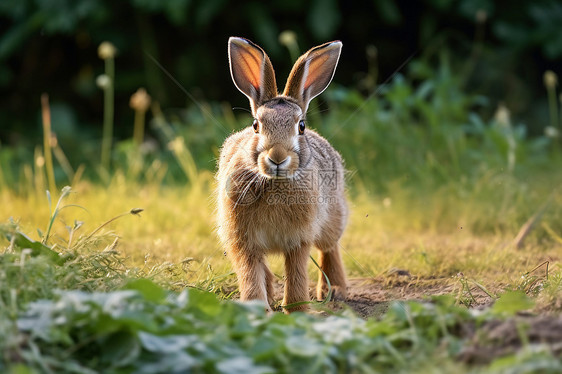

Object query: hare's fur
[217,37,348,312]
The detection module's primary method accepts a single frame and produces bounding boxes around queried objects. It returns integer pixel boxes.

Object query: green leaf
[6,230,63,265]
[7,364,37,374]
[139,332,199,353]
[248,336,278,361]
[123,279,167,303]
[230,313,254,337]
[285,335,323,357]
[187,288,222,316]
[489,347,562,372]
[100,331,141,368]
[491,290,535,316]
[215,357,272,374]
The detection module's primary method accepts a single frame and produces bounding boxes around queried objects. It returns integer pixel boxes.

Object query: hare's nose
[268,156,287,165]
[267,145,289,166]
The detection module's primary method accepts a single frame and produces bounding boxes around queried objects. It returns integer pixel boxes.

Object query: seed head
[382,197,392,208]
[494,103,511,128]
[96,74,111,90]
[49,133,58,147]
[545,126,559,138]
[366,45,378,60]
[98,41,117,60]
[130,88,152,112]
[476,10,487,23]
[543,70,558,89]
[36,155,45,167]
[279,31,297,47]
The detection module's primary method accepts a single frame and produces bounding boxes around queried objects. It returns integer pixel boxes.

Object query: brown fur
[217,37,348,313]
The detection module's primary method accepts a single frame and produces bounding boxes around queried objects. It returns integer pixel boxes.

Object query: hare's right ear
[228,37,278,114]
[283,41,342,113]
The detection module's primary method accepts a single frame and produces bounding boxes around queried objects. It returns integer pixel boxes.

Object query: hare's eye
[252,119,259,134]
[298,120,305,135]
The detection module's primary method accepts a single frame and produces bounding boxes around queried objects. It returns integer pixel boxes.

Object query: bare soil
[343,277,483,318]
[458,316,562,364]
[269,276,496,318]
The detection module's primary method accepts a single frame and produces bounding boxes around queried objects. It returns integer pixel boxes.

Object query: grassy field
[1,68,562,372]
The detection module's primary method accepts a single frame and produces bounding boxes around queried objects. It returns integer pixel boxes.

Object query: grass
[1,166,560,300]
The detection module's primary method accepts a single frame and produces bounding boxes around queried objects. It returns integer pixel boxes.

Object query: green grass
[2,166,560,295]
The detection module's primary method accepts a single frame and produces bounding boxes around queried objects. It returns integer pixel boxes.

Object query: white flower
[543,70,558,89]
[98,41,117,60]
[96,74,111,90]
[545,126,559,138]
[279,31,297,47]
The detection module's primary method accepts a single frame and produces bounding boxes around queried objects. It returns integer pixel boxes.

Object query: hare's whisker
[234,172,259,208]
[144,51,230,135]
[232,107,252,114]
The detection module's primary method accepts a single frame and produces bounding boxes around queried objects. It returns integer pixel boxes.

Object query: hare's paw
[317,283,348,302]
[282,302,310,314]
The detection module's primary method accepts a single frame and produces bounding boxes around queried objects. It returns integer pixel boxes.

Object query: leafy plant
[2,282,561,373]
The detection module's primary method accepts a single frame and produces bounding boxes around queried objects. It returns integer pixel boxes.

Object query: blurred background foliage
[0,0,561,189]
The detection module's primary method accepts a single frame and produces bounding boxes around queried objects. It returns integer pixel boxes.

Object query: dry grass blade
[519,261,550,295]
[513,192,555,249]
[41,93,56,195]
[85,208,144,240]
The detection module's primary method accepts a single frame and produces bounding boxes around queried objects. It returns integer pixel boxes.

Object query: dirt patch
[345,277,456,317]
[341,278,562,365]
[341,276,495,318]
[458,315,562,364]
[265,275,495,317]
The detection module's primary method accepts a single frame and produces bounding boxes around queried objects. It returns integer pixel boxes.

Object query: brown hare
[217,36,348,313]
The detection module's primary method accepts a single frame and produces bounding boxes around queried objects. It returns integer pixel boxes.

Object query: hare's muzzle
[267,145,289,166]
[259,143,298,179]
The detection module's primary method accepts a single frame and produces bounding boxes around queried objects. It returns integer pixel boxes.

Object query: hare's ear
[228,37,278,113]
[283,41,342,113]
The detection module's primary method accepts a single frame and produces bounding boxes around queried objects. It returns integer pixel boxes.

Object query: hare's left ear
[283,41,342,113]
[228,37,278,114]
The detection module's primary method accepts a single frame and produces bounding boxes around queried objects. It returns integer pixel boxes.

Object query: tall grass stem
[0,141,5,189]
[85,208,143,240]
[41,94,56,195]
[130,88,151,147]
[152,103,199,184]
[101,58,115,171]
[547,86,558,130]
[279,31,300,62]
[544,71,558,134]
[133,111,145,146]
[52,138,75,182]
[43,186,72,245]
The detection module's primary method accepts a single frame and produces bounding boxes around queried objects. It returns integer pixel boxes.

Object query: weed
[98,41,117,173]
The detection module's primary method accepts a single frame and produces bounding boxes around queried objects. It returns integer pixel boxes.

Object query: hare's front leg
[230,248,272,310]
[282,248,311,313]
[316,245,348,301]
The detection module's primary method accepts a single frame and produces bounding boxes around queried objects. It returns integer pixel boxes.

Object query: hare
[217,36,348,313]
